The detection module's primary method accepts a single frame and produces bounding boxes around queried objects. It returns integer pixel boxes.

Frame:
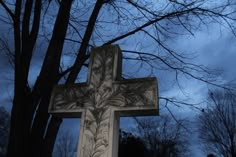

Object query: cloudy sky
[158,23,236,156]
[1,1,236,156]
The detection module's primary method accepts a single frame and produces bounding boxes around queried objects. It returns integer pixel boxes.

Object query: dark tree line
[0,107,10,157]
[119,130,147,157]
[0,0,236,157]
[134,116,189,157]
[52,115,189,157]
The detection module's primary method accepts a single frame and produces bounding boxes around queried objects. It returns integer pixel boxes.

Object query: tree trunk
[29,0,74,156]
[7,0,73,156]
[7,0,105,156]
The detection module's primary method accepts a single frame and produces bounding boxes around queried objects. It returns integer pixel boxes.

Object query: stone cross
[49,45,158,157]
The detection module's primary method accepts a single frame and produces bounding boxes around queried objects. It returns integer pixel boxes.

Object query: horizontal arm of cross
[48,83,91,117]
[49,77,158,117]
[109,77,158,116]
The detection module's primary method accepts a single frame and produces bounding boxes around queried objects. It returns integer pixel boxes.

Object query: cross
[49,45,158,157]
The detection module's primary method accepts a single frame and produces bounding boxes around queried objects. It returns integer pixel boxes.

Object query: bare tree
[198,90,236,157]
[0,0,236,157]
[53,131,77,157]
[134,115,189,157]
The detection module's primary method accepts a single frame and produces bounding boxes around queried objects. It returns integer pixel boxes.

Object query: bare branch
[122,49,230,90]
[66,0,105,83]
[0,1,14,20]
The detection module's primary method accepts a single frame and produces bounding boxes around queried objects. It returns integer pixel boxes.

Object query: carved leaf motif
[104,82,154,108]
[93,145,107,157]
[106,94,126,107]
[53,87,96,110]
[100,108,111,124]
[85,110,97,136]
[90,52,105,88]
[51,47,157,157]
[84,136,95,157]
[53,93,67,109]
[90,108,110,157]
[83,51,115,157]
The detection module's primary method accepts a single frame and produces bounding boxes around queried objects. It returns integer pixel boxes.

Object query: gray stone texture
[49,45,158,157]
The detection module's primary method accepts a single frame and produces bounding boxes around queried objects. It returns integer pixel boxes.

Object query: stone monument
[49,45,158,157]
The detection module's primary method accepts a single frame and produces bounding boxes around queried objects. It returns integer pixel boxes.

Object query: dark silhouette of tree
[119,130,147,157]
[198,90,236,157]
[134,115,189,157]
[0,0,236,157]
[0,107,10,157]
[207,154,216,157]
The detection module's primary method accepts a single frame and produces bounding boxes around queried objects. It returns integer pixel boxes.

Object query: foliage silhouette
[207,154,216,157]
[119,130,147,157]
[0,107,10,157]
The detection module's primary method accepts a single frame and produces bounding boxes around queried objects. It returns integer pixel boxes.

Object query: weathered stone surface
[49,45,158,157]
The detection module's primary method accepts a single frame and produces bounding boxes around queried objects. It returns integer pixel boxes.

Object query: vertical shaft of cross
[88,46,122,89]
[77,108,119,157]
[76,46,122,157]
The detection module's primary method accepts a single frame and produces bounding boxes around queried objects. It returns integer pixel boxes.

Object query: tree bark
[7,0,73,156]
[6,0,28,156]
[29,0,74,156]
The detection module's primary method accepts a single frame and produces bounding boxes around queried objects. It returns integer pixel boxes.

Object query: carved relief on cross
[49,45,158,157]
